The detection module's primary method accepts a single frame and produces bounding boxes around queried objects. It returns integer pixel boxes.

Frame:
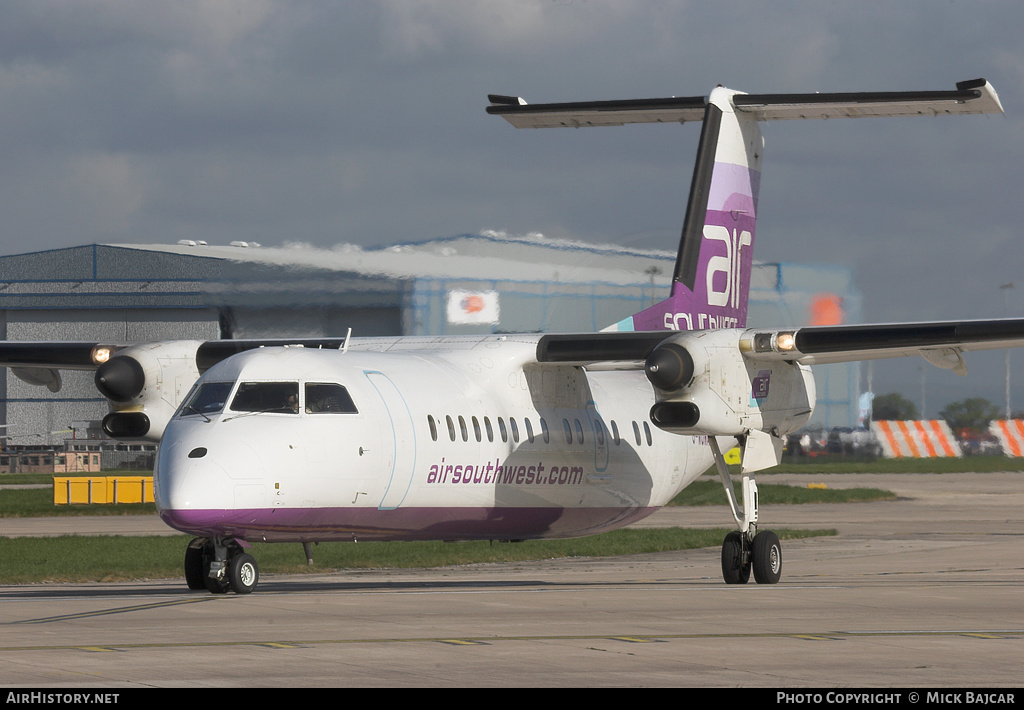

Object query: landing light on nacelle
[90,345,115,365]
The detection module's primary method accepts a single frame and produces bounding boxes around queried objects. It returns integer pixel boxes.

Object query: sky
[0,0,1023,415]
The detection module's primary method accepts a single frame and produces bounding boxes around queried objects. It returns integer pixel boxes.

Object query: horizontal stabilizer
[487,79,1002,129]
[487,95,707,128]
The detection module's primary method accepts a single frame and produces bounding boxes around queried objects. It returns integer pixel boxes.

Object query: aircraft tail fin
[624,87,761,332]
[488,79,1003,333]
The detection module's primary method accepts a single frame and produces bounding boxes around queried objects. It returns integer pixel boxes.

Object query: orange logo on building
[460,295,486,313]
[810,293,843,326]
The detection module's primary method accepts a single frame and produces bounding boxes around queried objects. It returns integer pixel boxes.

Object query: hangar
[0,232,861,446]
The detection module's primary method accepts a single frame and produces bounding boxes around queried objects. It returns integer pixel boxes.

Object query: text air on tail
[623,86,762,333]
[488,78,1003,334]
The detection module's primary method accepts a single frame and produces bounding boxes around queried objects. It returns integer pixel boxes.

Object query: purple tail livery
[621,87,762,332]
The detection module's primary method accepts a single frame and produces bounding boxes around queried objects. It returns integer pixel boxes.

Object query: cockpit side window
[181,382,234,417]
[305,383,358,414]
[230,382,300,414]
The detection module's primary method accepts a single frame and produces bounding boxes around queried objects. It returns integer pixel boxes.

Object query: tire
[184,539,206,591]
[752,530,782,584]
[228,553,259,594]
[721,531,750,584]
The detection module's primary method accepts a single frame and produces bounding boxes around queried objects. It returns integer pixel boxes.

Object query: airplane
[1,78,1020,594]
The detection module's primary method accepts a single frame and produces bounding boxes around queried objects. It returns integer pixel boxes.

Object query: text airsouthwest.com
[777,693,1015,705]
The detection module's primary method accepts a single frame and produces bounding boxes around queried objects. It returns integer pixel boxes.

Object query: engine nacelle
[645,329,815,438]
[95,341,204,441]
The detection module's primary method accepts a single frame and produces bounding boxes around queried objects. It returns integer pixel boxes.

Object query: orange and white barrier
[988,420,1024,457]
[871,420,961,458]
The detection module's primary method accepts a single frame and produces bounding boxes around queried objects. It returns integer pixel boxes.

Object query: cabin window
[484,416,494,442]
[525,418,535,443]
[574,419,585,444]
[428,415,438,441]
[446,415,456,441]
[540,418,550,444]
[458,415,469,442]
[563,419,572,444]
[472,416,482,442]
[643,421,653,446]
[498,417,508,443]
[610,420,621,445]
[230,382,299,414]
[180,381,233,417]
[510,418,520,443]
[304,383,358,414]
[632,421,642,446]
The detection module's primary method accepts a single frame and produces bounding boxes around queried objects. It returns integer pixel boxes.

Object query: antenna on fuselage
[342,328,352,353]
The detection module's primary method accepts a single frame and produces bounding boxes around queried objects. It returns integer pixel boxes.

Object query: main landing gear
[710,434,783,585]
[185,537,260,594]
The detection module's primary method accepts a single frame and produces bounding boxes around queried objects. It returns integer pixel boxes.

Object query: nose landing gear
[184,537,260,594]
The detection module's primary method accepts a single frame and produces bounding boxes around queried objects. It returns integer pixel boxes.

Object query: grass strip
[764,455,1024,474]
[670,479,896,506]
[0,488,156,517]
[0,527,833,584]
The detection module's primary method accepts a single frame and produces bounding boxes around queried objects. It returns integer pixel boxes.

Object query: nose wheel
[184,537,260,594]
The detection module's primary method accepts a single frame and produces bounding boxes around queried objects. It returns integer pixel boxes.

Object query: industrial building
[0,232,862,446]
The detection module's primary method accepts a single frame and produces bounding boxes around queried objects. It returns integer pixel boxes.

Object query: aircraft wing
[740,319,1024,375]
[0,338,346,396]
[0,338,347,374]
[0,342,108,370]
[536,318,1024,376]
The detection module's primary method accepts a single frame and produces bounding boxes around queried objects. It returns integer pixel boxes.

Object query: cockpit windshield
[178,380,358,419]
[230,382,300,414]
[180,382,233,417]
[305,383,358,414]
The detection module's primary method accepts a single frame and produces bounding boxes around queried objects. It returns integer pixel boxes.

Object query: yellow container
[53,476,154,505]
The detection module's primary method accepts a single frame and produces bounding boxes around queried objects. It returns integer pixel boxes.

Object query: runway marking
[610,636,664,643]
[792,634,840,641]
[77,647,124,653]
[9,597,215,625]
[2,629,1020,654]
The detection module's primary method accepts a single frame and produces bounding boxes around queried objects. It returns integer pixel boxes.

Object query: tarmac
[0,471,1021,688]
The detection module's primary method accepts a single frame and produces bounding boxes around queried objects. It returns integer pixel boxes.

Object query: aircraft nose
[156,419,275,535]
[155,434,232,533]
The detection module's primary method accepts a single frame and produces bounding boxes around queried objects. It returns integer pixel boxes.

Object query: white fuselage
[154,335,720,543]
